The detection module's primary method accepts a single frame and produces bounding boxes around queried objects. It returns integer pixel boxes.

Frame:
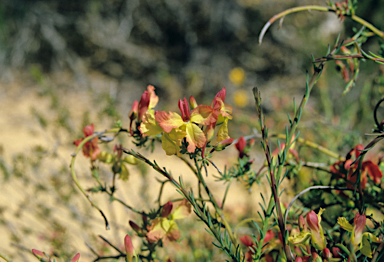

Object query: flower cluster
[289,208,327,259]
[328,0,352,22]
[129,200,191,245]
[289,209,383,261]
[330,144,383,189]
[129,86,233,156]
[338,213,382,258]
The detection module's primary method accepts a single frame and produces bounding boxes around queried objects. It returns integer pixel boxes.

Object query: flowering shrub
[10,1,384,262]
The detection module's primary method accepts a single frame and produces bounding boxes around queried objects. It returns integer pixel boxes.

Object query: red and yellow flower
[139,87,233,156]
[338,213,381,258]
[330,144,382,189]
[146,200,191,244]
[73,124,100,161]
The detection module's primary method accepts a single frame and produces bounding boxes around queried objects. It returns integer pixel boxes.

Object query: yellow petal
[190,105,217,125]
[337,217,353,232]
[360,233,375,258]
[185,123,206,153]
[166,220,180,241]
[171,200,192,220]
[161,129,186,156]
[123,155,138,165]
[140,112,163,136]
[119,164,130,181]
[147,218,168,243]
[147,85,159,109]
[217,118,230,142]
[317,208,325,223]
[288,231,311,245]
[156,111,184,133]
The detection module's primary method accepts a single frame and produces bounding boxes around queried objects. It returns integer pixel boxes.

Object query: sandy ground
[0,74,276,261]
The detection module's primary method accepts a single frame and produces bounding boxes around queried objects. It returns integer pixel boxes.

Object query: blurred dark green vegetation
[1,0,384,261]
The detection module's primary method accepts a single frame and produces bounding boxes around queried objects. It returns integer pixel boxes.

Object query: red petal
[240,235,254,247]
[83,124,94,137]
[363,160,383,184]
[178,98,190,122]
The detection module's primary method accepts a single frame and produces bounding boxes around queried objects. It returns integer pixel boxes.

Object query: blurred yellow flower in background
[233,89,249,108]
[229,67,245,86]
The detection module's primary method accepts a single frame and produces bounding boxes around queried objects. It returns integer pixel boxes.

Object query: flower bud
[294,257,303,262]
[352,213,366,249]
[98,151,114,164]
[138,91,150,121]
[129,101,139,121]
[312,252,322,262]
[235,136,246,158]
[322,248,332,259]
[306,211,319,232]
[83,124,95,137]
[214,138,234,151]
[129,220,141,232]
[298,215,307,231]
[71,253,80,262]
[306,210,326,250]
[178,98,191,122]
[123,155,138,165]
[32,249,50,262]
[161,201,173,218]
[332,247,342,258]
[189,96,198,109]
[124,234,134,262]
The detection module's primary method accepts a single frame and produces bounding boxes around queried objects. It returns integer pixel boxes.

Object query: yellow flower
[289,208,326,251]
[338,213,381,258]
[229,67,246,85]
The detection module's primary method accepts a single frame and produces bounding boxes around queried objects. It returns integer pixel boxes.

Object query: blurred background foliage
[1,0,384,134]
[1,0,384,261]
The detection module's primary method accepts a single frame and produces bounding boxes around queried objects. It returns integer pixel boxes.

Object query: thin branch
[0,253,12,262]
[98,235,125,255]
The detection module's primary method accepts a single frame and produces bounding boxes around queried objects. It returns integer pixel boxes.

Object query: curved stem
[259,5,331,44]
[259,5,384,44]
[284,185,353,227]
[70,127,121,230]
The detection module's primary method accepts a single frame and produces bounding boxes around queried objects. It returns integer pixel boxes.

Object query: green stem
[124,150,241,260]
[221,179,232,209]
[273,134,345,161]
[351,14,384,39]
[193,159,239,247]
[107,193,146,215]
[0,253,11,262]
